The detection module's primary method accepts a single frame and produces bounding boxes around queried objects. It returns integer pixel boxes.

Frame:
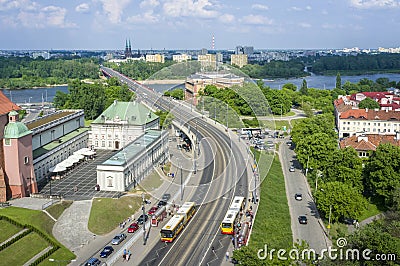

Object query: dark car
[157,200,167,207]
[298,216,308,224]
[137,214,148,225]
[295,193,302,201]
[100,246,114,258]
[111,233,126,245]
[340,217,357,225]
[84,258,101,266]
[147,206,159,216]
[127,222,139,233]
[162,193,171,201]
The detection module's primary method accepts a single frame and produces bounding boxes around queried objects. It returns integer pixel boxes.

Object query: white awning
[82,150,96,156]
[59,160,74,168]
[49,164,67,173]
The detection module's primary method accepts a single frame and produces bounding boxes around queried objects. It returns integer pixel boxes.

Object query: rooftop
[340,134,400,151]
[340,109,400,121]
[100,130,163,166]
[92,101,158,126]
[26,111,77,130]
[33,127,90,159]
[0,90,20,116]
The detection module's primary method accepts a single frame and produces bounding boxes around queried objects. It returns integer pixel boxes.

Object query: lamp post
[327,204,332,235]
[305,154,310,177]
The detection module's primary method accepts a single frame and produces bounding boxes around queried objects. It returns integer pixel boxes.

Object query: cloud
[139,0,159,9]
[241,14,273,25]
[75,3,90,13]
[219,13,234,24]
[127,11,159,24]
[162,0,218,18]
[251,4,269,10]
[99,0,131,24]
[299,22,311,28]
[16,5,76,28]
[0,0,39,11]
[290,5,312,11]
[350,0,400,8]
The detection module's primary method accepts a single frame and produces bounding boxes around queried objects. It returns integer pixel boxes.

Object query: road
[280,138,331,253]
[100,66,252,265]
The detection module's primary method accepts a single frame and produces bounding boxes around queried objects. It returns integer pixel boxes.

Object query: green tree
[282,83,297,91]
[358,97,380,109]
[364,144,400,207]
[324,148,363,191]
[335,72,342,89]
[299,79,308,95]
[315,181,367,222]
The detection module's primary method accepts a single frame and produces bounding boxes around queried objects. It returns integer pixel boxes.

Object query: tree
[295,132,337,171]
[282,83,297,91]
[324,148,363,191]
[299,79,308,95]
[358,97,380,109]
[315,181,367,222]
[364,144,400,207]
[335,72,342,89]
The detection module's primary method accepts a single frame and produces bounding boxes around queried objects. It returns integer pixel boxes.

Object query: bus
[221,210,238,234]
[160,202,197,242]
[177,202,196,223]
[160,215,185,242]
[220,196,246,234]
[229,196,245,212]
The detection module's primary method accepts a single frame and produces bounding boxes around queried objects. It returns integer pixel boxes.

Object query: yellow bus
[160,215,185,242]
[220,196,246,234]
[177,202,196,224]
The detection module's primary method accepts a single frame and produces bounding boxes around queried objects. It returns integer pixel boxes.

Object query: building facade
[146,54,165,63]
[28,110,89,183]
[96,130,168,192]
[172,54,192,62]
[231,54,248,68]
[89,101,159,150]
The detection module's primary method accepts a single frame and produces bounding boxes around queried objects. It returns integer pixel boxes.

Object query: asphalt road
[280,138,331,253]
[101,66,251,266]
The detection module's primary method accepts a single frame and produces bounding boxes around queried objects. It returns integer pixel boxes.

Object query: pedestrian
[355,221,360,229]
[127,250,131,261]
[226,251,230,261]
[212,246,215,253]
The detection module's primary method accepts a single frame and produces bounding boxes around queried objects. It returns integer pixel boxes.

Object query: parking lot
[39,150,121,200]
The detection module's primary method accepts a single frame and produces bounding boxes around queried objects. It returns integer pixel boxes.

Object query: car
[340,217,357,225]
[289,166,295,172]
[137,214,148,225]
[295,193,302,201]
[287,141,292,146]
[84,258,101,266]
[100,246,114,258]
[148,206,159,215]
[157,200,167,207]
[127,222,139,233]
[298,216,308,224]
[111,233,126,245]
[162,193,171,201]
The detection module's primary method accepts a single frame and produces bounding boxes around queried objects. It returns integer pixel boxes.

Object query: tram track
[100,66,250,265]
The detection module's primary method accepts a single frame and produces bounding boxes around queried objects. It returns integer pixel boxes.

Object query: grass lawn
[357,201,382,222]
[262,120,290,131]
[249,153,292,250]
[88,196,146,235]
[0,207,75,264]
[0,232,48,265]
[0,220,21,243]
[46,201,73,220]
[134,170,163,192]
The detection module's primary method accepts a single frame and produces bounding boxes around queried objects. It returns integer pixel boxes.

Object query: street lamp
[49,258,76,266]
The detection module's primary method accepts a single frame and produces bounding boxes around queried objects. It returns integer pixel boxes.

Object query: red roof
[0,90,20,115]
[349,92,393,101]
[340,134,400,151]
[340,109,400,121]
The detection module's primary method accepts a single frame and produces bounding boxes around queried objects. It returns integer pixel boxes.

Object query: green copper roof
[4,122,32,139]
[92,101,158,126]
[8,110,19,116]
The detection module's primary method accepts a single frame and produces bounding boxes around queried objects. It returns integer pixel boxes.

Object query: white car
[289,166,295,172]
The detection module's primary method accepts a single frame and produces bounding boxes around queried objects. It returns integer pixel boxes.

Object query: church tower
[3,111,37,198]
[124,38,132,59]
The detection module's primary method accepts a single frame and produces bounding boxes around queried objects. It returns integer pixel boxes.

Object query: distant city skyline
[1,0,400,50]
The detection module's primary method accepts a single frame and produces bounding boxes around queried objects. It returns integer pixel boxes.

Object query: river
[2,73,400,103]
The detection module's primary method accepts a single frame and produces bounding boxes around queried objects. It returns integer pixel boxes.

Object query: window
[24,156,29,164]
[108,141,112,147]
[107,176,113,187]
[95,141,98,147]
[4,138,11,146]
[102,141,105,147]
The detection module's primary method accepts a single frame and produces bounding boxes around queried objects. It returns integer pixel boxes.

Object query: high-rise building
[231,54,248,68]
[146,54,165,63]
[236,46,254,55]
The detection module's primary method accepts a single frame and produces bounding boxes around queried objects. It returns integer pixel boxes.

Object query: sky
[0,0,400,50]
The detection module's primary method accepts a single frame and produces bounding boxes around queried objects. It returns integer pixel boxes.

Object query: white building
[172,54,192,62]
[90,101,159,150]
[96,130,168,192]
